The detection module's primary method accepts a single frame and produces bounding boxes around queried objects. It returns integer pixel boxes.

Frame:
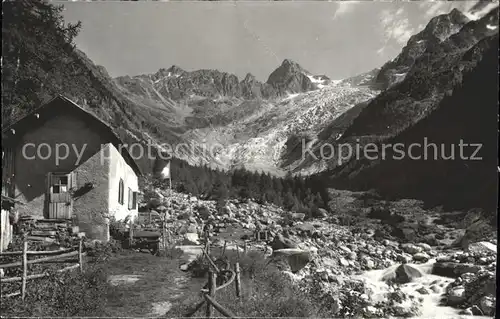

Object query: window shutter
[70,172,78,190]
[132,192,138,210]
[47,172,53,195]
[128,188,133,210]
[118,179,124,205]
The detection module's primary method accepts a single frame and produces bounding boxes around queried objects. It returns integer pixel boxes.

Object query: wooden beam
[0,247,74,256]
[0,264,79,283]
[21,240,27,301]
[184,299,206,317]
[202,247,220,273]
[78,239,83,272]
[0,250,79,268]
[234,263,241,298]
[206,271,216,318]
[204,294,237,319]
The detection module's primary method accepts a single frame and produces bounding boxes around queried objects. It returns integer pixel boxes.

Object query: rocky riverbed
[140,187,497,318]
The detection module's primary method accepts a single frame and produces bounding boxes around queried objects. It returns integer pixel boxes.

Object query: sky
[58,1,482,82]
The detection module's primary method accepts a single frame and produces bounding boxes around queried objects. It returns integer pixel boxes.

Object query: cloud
[379,8,414,45]
[420,1,448,19]
[332,1,358,20]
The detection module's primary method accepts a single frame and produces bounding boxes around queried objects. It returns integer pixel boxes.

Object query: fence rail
[184,239,243,318]
[0,237,85,301]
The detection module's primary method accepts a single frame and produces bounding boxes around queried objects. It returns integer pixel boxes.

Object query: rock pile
[141,188,497,317]
[439,245,497,316]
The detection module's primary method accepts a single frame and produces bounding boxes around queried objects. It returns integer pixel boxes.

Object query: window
[51,174,69,194]
[118,178,124,205]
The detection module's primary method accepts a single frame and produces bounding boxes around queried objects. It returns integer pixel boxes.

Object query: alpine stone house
[1,95,142,241]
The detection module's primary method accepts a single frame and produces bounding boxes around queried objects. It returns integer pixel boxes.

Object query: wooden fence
[183,240,243,318]
[1,209,14,252]
[0,237,85,301]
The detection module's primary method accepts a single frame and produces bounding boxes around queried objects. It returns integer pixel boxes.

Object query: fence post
[222,240,226,257]
[234,262,241,298]
[78,238,83,272]
[129,219,134,248]
[21,238,28,301]
[206,271,216,318]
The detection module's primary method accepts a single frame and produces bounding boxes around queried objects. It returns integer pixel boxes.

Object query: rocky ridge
[373,8,471,90]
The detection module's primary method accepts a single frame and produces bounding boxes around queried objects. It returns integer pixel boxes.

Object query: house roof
[2,95,143,176]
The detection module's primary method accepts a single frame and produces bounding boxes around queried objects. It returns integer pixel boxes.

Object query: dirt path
[101,252,204,317]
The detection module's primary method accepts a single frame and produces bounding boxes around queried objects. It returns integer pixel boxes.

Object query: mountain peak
[281,58,297,66]
[424,8,470,41]
[266,59,319,93]
[243,72,256,83]
[167,65,185,74]
[449,8,470,24]
[279,59,307,72]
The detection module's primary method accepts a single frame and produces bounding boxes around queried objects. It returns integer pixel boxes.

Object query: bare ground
[100,252,205,317]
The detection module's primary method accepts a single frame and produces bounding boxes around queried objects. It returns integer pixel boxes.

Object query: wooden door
[47,172,76,219]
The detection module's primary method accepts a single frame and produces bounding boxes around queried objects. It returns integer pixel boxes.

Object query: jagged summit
[266,59,326,93]
[242,73,257,83]
[280,58,305,69]
[167,65,185,73]
[423,8,470,41]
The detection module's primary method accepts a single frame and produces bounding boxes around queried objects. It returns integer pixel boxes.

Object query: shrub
[85,239,123,262]
[0,264,110,317]
[168,249,319,318]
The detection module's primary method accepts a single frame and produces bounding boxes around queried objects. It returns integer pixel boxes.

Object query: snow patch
[307,75,330,89]
[283,93,301,101]
[486,24,498,30]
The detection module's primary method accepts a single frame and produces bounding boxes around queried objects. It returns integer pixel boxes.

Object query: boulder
[478,296,495,316]
[182,233,200,245]
[291,213,306,221]
[401,243,423,254]
[413,252,430,262]
[339,258,349,267]
[157,205,167,212]
[362,257,375,269]
[270,234,298,250]
[467,241,496,254]
[272,249,312,273]
[416,286,429,295]
[177,212,192,220]
[382,264,423,284]
[432,262,481,278]
[416,243,432,252]
[316,208,328,218]
[362,305,379,317]
[447,286,466,305]
[396,253,413,264]
[470,305,484,316]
